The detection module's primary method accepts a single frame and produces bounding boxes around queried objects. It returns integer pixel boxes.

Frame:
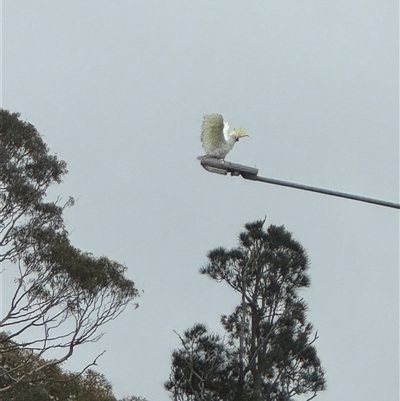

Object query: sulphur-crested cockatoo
[198,114,248,160]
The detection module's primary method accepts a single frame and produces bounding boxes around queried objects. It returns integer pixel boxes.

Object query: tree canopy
[166,219,326,401]
[0,109,139,392]
[1,335,148,401]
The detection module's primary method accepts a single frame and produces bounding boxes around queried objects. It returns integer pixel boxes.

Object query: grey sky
[2,1,399,400]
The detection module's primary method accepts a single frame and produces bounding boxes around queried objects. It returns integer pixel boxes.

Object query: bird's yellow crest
[233,127,248,138]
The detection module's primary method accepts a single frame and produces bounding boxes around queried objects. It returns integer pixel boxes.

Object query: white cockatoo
[198,114,248,160]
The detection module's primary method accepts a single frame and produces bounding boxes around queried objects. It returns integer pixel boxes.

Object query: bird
[198,114,248,161]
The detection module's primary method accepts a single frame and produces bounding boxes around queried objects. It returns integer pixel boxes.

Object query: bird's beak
[236,134,248,142]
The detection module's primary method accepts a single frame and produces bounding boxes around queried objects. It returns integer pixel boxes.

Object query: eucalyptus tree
[166,220,326,401]
[0,109,138,392]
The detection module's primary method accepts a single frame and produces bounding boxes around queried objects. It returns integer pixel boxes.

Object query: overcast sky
[2,2,399,400]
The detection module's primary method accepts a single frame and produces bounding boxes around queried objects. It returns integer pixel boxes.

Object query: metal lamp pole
[200,158,400,210]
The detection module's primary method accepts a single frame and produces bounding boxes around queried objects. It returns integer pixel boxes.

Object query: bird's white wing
[200,114,225,155]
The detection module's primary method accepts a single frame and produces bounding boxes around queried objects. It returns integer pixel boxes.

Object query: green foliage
[0,110,67,203]
[0,109,68,264]
[166,220,326,401]
[165,324,237,401]
[0,318,147,401]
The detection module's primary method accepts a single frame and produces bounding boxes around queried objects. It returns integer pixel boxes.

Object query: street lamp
[200,158,400,210]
